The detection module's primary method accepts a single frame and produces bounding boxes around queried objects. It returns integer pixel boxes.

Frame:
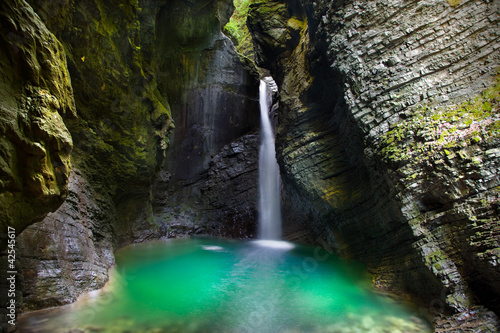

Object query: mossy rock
[0,0,76,240]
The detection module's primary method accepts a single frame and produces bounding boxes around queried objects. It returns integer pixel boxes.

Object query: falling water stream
[17,80,431,333]
[258,78,282,240]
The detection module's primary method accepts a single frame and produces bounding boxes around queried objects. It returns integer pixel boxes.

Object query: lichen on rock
[25,0,175,245]
[375,70,500,321]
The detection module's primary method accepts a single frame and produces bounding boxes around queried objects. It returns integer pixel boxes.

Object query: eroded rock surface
[0,0,75,242]
[152,133,259,239]
[16,169,114,310]
[26,0,175,246]
[248,0,500,330]
[151,0,260,236]
[5,0,260,313]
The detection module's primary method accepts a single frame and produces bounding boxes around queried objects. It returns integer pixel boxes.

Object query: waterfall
[258,78,282,240]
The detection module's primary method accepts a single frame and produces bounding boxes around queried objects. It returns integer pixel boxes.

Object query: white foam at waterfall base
[252,240,295,250]
[258,78,282,240]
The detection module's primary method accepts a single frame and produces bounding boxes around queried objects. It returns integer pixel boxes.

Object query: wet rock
[248,0,500,328]
[154,133,259,239]
[151,0,260,238]
[26,0,175,248]
[1,0,259,321]
[434,306,500,332]
[200,133,259,238]
[0,0,176,313]
[16,169,114,310]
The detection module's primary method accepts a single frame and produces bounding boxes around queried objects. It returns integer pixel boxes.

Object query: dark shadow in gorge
[151,0,260,238]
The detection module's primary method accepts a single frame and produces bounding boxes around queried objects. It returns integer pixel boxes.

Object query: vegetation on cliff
[378,70,500,182]
[247,0,500,329]
[26,0,175,244]
[223,0,254,59]
[375,70,500,320]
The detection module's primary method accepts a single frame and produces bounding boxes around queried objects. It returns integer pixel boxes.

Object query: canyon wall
[0,0,76,324]
[2,0,498,331]
[25,0,175,247]
[248,0,499,330]
[0,0,75,244]
[1,0,259,316]
[151,0,260,238]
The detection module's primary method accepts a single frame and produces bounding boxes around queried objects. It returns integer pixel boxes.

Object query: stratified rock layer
[151,0,260,237]
[248,0,500,330]
[200,133,259,237]
[16,169,114,310]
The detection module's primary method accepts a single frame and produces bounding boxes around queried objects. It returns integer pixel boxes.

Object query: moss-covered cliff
[2,0,498,331]
[0,0,174,313]
[26,0,175,244]
[248,0,500,330]
[0,0,259,313]
[223,0,255,60]
[0,0,75,242]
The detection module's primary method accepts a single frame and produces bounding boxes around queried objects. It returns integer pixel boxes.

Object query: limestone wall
[248,0,500,330]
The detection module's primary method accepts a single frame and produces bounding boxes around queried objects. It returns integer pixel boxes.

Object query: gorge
[0,0,499,332]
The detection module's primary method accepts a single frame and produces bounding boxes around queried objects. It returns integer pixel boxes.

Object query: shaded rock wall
[26,0,174,246]
[248,0,500,330]
[153,133,260,238]
[0,0,75,243]
[0,0,75,327]
[3,0,176,311]
[198,133,259,237]
[152,0,260,237]
[1,0,260,313]
[16,169,114,311]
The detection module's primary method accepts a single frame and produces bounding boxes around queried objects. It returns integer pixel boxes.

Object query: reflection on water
[17,238,431,333]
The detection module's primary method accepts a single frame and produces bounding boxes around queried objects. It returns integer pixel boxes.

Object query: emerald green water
[18,238,431,333]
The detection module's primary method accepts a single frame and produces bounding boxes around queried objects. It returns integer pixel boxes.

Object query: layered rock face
[151,0,260,237]
[248,0,499,330]
[153,133,260,238]
[16,169,114,310]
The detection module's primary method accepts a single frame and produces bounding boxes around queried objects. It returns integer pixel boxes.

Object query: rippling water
[18,238,431,333]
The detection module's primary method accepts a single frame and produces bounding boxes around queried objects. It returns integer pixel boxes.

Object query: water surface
[18,238,431,333]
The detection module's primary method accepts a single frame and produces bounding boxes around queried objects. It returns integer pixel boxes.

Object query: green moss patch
[378,71,500,174]
[223,0,255,59]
